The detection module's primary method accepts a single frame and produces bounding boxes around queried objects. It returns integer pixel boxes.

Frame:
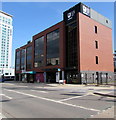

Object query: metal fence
[81,72,115,86]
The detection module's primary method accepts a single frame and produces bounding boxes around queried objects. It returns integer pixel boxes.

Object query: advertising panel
[36,73,44,83]
[81,4,90,17]
[63,3,90,24]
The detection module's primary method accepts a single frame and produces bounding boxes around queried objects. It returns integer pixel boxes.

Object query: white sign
[67,10,75,21]
[83,5,90,16]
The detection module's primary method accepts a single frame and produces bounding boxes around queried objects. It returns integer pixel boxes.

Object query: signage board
[67,10,76,21]
[82,5,90,17]
[58,68,61,72]
[22,71,36,74]
[63,3,90,24]
[63,5,78,24]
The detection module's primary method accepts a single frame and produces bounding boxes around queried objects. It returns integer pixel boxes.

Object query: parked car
[0,76,14,82]
[0,78,5,82]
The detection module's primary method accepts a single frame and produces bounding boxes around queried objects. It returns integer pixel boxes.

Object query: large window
[66,22,77,68]
[34,36,44,67]
[26,46,32,69]
[16,51,20,70]
[47,29,60,66]
[21,49,26,70]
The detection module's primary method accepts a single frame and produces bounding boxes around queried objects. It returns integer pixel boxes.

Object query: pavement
[91,106,115,118]
[49,83,116,119]
[0,82,115,119]
[45,83,116,119]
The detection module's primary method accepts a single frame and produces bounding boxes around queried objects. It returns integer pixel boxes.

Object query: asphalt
[48,83,116,97]
[1,82,115,119]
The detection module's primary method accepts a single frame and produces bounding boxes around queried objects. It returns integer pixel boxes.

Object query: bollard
[63,80,66,84]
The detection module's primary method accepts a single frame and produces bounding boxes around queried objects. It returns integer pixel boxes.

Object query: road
[0,82,115,118]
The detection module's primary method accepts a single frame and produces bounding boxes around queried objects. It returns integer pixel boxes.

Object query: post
[106,73,108,85]
[85,73,87,85]
[62,71,64,80]
[44,72,46,83]
[96,72,99,86]
[100,72,102,85]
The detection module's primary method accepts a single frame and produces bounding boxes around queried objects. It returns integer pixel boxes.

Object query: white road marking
[57,102,100,112]
[58,93,90,102]
[2,83,28,88]
[0,112,6,118]
[0,94,12,99]
[31,90,48,93]
[35,87,45,88]
[4,89,100,112]
[16,86,28,88]
[2,83,14,86]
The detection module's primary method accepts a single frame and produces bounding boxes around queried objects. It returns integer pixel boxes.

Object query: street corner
[91,106,115,118]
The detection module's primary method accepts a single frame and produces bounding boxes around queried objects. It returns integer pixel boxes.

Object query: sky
[1,2,115,67]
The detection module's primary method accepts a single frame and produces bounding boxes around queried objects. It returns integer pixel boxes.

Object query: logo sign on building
[64,3,90,24]
[82,5,90,16]
[63,6,77,24]
[67,10,75,21]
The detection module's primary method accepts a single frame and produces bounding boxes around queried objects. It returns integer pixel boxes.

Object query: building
[114,51,116,72]
[0,11,14,77]
[15,3,114,84]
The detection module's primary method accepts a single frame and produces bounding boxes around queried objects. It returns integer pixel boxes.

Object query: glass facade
[16,51,20,70]
[21,49,26,70]
[66,22,77,68]
[34,36,44,67]
[26,46,32,69]
[47,29,60,66]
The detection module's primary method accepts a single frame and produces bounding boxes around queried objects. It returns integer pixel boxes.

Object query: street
[0,82,115,118]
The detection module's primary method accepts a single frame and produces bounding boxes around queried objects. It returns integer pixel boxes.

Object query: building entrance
[46,72,56,83]
[66,71,80,84]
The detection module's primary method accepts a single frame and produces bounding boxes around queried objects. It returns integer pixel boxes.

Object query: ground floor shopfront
[15,69,114,85]
[15,69,65,83]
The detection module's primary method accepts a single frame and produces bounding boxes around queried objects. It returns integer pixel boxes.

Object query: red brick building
[15,3,114,84]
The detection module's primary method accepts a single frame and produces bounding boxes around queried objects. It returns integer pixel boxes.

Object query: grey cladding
[90,9,112,29]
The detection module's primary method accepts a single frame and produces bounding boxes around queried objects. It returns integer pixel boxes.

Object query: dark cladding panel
[63,4,80,24]
[63,3,90,24]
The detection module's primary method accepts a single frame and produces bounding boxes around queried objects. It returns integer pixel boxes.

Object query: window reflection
[21,49,26,70]
[47,29,60,66]
[26,46,32,69]
[34,36,44,67]
[16,51,20,70]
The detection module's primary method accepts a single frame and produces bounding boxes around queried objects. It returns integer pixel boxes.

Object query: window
[26,46,32,69]
[21,49,26,70]
[16,51,20,70]
[34,36,44,67]
[95,41,98,49]
[66,22,77,67]
[94,26,97,33]
[47,29,60,66]
[106,20,108,23]
[5,73,9,75]
[96,56,98,64]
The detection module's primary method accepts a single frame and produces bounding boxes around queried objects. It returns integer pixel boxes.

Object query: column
[62,71,64,80]
[44,72,46,83]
